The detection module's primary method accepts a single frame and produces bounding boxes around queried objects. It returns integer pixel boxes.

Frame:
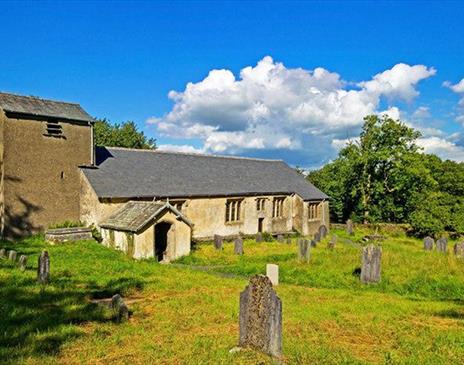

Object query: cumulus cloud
[157,144,205,154]
[150,56,437,166]
[444,78,464,125]
[417,137,464,162]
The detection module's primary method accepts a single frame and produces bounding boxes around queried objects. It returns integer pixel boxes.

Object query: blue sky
[1,1,463,167]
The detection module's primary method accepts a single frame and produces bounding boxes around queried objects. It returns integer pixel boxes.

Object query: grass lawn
[1,228,464,364]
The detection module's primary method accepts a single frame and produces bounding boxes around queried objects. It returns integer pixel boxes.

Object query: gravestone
[239,275,282,357]
[297,239,310,263]
[346,219,354,235]
[8,250,17,262]
[310,239,317,248]
[286,237,292,244]
[111,294,129,323]
[266,264,279,286]
[423,236,434,251]
[360,244,382,284]
[18,255,28,271]
[328,235,337,249]
[454,242,464,257]
[0,248,6,259]
[436,237,448,253]
[234,237,244,255]
[314,232,321,243]
[277,235,284,243]
[37,250,50,284]
[214,235,223,250]
[318,225,328,238]
[256,233,263,243]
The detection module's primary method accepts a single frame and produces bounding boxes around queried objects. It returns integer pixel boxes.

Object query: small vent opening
[44,121,64,138]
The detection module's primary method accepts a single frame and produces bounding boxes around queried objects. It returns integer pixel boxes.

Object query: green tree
[94,119,156,150]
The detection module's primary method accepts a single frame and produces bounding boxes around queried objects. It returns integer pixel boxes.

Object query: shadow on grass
[0,268,144,362]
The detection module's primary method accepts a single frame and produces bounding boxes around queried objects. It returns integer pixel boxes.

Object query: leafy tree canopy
[308,115,464,236]
[94,119,156,150]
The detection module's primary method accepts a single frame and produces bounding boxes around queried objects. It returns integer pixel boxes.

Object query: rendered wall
[2,114,92,239]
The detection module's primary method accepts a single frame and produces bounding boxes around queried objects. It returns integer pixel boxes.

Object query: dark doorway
[154,222,171,261]
[258,218,264,233]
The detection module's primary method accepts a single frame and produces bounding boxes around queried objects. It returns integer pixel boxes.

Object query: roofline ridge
[103,146,284,162]
[0,91,82,106]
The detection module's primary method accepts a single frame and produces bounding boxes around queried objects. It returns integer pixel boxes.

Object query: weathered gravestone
[454,242,464,257]
[423,236,434,251]
[436,237,448,253]
[8,250,17,262]
[18,255,28,271]
[277,234,284,243]
[328,235,337,249]
[310,239,317,248]
[255,233,263,243]
[360,244,382,284]
[111,294,129,323]
[318,225,328,238]
[314,232,321,243]
[37,250,50,284]
[266,264,279,286]
[239,275,282,357]
[297,239,310,263]
[214,235,223,250]
[346,219,354,235]
[286,237,292,244]
[0,248,6,259]
[234,237,244,255]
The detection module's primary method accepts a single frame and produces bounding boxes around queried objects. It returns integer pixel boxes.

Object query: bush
[48,221,84,229]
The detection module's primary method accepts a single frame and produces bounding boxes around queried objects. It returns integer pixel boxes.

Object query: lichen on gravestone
[360,244,382,284]
[328,235,337,249]
[18,255,28,271]
[239,275,282,357]
[436,237,448,253]
[454,242,464,257]
[255,233,263,243]
[37,251,50,284]
[8,250,17,262]
[214,235,223,250]
[234,237,244,255]
[0,248,6,259]
[423,236,434,251]
[297,239,310,263]
[346,219,354,235]
[318,225,328,238]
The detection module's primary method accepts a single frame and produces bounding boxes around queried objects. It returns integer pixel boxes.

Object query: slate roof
[99,201,192,233]
[82,147,328,201]
[0,92,94,123]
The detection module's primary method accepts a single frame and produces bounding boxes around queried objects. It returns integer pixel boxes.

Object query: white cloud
[158,144,205,154]
[149,56,437,166]
[417,137,464,162]
[444,78,464,125]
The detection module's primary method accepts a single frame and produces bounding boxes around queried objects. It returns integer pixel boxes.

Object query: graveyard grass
[1,228,464,364]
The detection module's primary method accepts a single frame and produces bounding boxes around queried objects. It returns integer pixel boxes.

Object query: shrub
[49,220,85,229]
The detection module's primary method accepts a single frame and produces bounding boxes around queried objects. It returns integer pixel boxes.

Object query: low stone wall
[45,227,93,243]
[330,222,410,234]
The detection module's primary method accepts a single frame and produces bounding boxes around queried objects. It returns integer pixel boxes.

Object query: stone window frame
[225,198,243,223]
[308,201,321,221]
[256,198,266,211]
[272,197,285,218]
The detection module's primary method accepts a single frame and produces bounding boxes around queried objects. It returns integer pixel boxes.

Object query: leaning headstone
[8,250,17,262]
[239,275,282,357]
[297,239,310,263]
[255,233,263,243]
[234,237,244,255]
[266,264,279,286]
[328,235,337,249]
[314,232,321,243]
[0,248,6,259]
[454,242,464,257]
[360,244,382,284]
[318,225,328,238]
[346,219,354,235]
[37,250,50,284]
[277,234,284,243]
[214,235,223,250]
[423,236,434,251]
[111,294,130,323]
[436,237,448,253]
[18,255,28,271]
